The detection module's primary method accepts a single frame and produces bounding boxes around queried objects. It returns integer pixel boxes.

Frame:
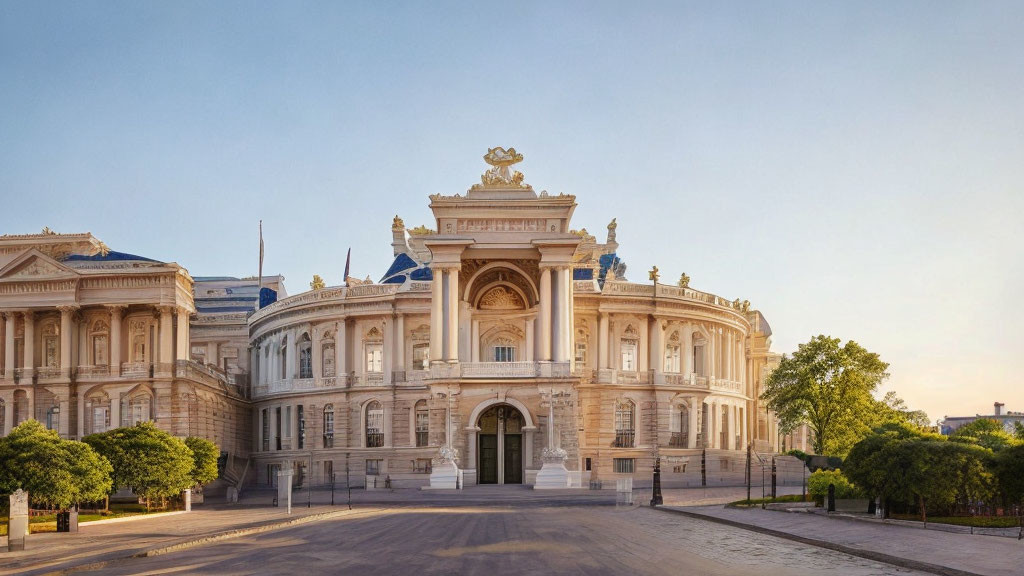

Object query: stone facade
[247,149,783,489]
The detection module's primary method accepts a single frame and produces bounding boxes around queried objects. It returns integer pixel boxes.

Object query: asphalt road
[72,505,930,576]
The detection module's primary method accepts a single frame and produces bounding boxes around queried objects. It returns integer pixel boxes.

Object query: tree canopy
[761,335,890,456]
[84,422,194,503]
[0,420,112,510]
[950,418,1019,452]
[184,436,220,487]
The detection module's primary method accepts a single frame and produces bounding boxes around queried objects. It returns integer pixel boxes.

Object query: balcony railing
[36,366,62,380]
[462,361,538,378]
[613,431,635,448]
[669,432,689,447]
[76,365,110,379]
[352,372,384,387]
[710,379,742,393]
[121,362,152,378]
[366,432,384,448]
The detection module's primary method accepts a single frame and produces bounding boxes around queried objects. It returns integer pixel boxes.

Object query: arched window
[620,325,638,371]
[415,400,429,447]
[298,333,312,379]
[365,400,384,447]
[126,393,152,426]
[614,400,635,447]
[323,404,335,448]
[693,335,706,376]
[86,392,111,434]
[670,404,689,447]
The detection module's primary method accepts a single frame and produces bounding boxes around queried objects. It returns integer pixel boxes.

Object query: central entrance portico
[477,404,526,484]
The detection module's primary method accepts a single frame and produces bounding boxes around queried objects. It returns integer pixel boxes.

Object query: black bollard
[771,458,777,499]
[701,449,707,487]
[827,483,836,512]
[650,457,663,506]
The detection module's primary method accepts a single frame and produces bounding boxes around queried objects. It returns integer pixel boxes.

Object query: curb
[41,508,376,575]
[651,506,987,576]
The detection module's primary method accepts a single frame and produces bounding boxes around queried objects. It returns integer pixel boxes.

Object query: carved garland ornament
[478,286,524,310]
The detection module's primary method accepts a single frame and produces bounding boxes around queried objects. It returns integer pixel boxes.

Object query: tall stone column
[728,404,736,450]
[109,305,124,375]
[538,267,552,361]
[525,319,534,362]
[687,398,698,449]
[176,307,190,362]
[682,323,693,377]
[430,267,443,365]
[470,319,479,362]
[741,406,748,449]
[650,318,663,378]
[22,311,35,374]
[3,399,13,436]
[562,266,573,366]
[395,314,405,372]
[59,306,75,378]
[638,316,649,372]
[157,307,173,373]
[383,318,393,386]
[446,268,459,363]
[336,320,347,376]
[710,401,719,449]
[598,312,608,369]
[4,312,15,380]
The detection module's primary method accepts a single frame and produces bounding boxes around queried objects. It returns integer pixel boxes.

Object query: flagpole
[258,220,264,308]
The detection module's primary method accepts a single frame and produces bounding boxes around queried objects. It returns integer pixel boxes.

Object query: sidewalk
[660,505,1024,576]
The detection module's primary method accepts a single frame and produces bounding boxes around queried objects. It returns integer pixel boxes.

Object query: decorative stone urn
[534,446,571,489]
[428,445,461,489]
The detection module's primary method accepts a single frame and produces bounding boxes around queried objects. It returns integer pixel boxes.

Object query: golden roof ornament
[408,224,434,236]
[392,215,405,230]
[649,266,660,283]
[310,275,326,290]
[41,226,57,235]
[677,272,690,288]
[742,300,751,312]
[476,147,530,189]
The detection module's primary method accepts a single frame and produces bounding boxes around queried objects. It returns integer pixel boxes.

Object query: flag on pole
[258,220,264,292]
[343,247,351,286]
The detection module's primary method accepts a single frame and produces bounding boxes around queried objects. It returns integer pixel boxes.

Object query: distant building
[940,402,1024,435]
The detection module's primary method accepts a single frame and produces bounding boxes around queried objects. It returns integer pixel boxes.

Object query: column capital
[106,304,129,313]
[57,304,80,314]
[22,309,35,320]
[157,305,174,315]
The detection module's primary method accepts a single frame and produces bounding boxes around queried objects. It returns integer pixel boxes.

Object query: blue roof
[63,250,160,263]
[409,267,433,281]
[380,253,418,280]
[598,253,620,288]
[573,268,594,280]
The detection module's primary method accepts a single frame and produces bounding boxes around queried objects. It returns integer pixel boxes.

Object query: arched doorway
[477,404,524,484]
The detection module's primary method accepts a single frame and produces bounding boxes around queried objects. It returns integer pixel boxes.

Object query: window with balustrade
[620,340,637,371]
[614,400,635,447]
[91,319,109,366]
[415,400,429,447]
[493,345,515,362]
[323,404,334,448]
[364,327,383,373]
[665,331,681,373]
[365,400,384,447]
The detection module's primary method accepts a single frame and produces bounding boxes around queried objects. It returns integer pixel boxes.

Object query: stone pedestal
[8,489,28,551]
[426,446,461,490]
[226,486,239,504]
[277,469,293,514]
[533,448,570,490]
[183,488,192,512]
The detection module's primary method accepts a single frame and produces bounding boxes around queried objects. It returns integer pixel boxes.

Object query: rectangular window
[93,335,108,365]
[575,342,587,370]
[413,344,430,370]
[585,457,592,471]
[92,406,109,434]
[323,410,335,448]
[620,341,637,371]
[366,344,383,373]
[415,408,429,447]
[297,405,305,449]
[366,459,381,476]
[613,458,635,474]
[367,406,384,447]
[323,460,334,485]
[262,409,270,451]
[284,406,292,438]
[413,458,432,474]
[665,345,681,373]
[275,407,282,450]
[493,346,515,362]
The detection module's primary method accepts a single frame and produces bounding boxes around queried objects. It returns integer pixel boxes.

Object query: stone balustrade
[462,361,538,378]
[75,365,110,380]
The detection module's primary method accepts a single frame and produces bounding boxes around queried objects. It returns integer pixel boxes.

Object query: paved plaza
[2,486,1018,576]
[68,505,927,576]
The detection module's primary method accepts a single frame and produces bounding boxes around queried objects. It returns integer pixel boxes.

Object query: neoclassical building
[0,149,784,491]
[247,148,782,489]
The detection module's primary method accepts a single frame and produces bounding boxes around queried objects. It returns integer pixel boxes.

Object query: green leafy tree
[807,468,863,500]
[0,420,112,510]
[876,391,931,430]
[951,418,1018,452]
[1014,421,1024,441]
[994,444,1024,510]
[762,335,889,456]
[84,422,194,507]
[184,436,220,487]
[844,422,925,512]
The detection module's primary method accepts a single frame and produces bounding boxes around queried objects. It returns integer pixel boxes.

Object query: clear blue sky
[2,1,1022,423]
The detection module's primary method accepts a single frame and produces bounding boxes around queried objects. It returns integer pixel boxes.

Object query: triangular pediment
[0,249,79,281]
